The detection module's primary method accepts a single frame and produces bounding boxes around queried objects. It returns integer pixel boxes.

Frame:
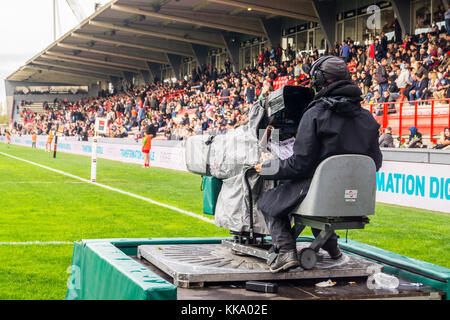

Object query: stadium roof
[7,0,319,85]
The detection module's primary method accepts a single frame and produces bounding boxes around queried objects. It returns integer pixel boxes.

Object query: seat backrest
[293,154,376,217]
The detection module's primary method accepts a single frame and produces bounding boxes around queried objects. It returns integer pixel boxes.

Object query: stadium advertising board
[2,135,449,213]
[376,161,450,213]
[2,135,187,172]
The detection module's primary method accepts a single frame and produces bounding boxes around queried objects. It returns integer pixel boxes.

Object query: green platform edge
[66,237,450,300]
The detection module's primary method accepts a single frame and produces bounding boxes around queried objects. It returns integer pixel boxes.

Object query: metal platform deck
[137,242,382,288]
[136,253,442,300]
[65,237,448,300]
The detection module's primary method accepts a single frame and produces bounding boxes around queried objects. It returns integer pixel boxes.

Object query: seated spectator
[426,44,440,69]
[421,71,439,99]
[379,127,395,148]
[405,73,419,104]
[407,126,423,148]
[415,74,430,103]
[433,68,450,100]
[387,76,401,100]
[379,90,391,103]
[415,61,428,79]
[181,113,190,126]
[434,127,450,149]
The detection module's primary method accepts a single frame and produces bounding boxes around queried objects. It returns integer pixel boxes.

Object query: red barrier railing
[272,76,289,90]
[272,75,307,90]
[362,97,450,142]
[294,78,311,87]
[158,89,186,103]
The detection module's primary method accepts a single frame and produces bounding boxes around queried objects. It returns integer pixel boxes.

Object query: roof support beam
[221,32,240,73]
[141,69,151,84]
[312,0,336,48]
[391,0,412,37]
[71,32,195,57]
[44,51,144,71]
[31,59,122,77]
[111,4,265,36]
[40,54,139,73]
[57,43,168,64]
[208,0,319,22]
[161,19,173,26]
[193,0,210,11]
[265,13,278,19]
[147,62,161,83]
[167,54,183,80]
[229,7,245,15]
[26,65,107,81]
[109,76,122,92]
[23,74,95,85]
[260,17,282,47]
[122,71,134,87]
[89,21,225,48]
[192,44,209,67]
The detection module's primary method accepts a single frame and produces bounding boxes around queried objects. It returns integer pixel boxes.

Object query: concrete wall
[381,148,450,165]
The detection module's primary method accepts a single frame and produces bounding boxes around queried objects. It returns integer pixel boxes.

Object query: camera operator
[254,56,383,273]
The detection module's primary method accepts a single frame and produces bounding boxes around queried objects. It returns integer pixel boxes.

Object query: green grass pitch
[0,143,449,299]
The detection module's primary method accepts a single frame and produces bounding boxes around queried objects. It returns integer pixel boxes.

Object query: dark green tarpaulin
[66,240,176,300]
[202,176,222,215]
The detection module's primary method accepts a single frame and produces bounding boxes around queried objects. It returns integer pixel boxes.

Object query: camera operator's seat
[291,154,377,269]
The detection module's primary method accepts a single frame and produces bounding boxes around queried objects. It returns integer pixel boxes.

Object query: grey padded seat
[292,154,376,218]
[290,155,377,269]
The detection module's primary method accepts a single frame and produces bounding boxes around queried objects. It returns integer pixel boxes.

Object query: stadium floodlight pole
[53,0,56,41]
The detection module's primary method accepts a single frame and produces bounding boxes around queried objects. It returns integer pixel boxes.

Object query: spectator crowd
[4,6,450,149]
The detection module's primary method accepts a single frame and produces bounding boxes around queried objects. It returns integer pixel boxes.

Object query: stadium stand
[3,0,450,149]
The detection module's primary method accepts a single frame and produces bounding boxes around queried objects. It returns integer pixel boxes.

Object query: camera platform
[137,241,381,288]
[66,238,446,300]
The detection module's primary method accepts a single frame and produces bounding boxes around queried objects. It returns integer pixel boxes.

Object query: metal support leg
[309,224,334,252]
[291,219,306,240]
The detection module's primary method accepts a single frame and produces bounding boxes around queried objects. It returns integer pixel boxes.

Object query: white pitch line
[0,151,214,225]
[0,181,85,184]
[0,241,73,245]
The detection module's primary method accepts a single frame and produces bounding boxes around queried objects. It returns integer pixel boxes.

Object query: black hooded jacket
[257,80,383,217]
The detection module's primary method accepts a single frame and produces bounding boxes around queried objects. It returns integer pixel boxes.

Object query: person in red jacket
[46,131,54,152]
[141,126,152,168]
[5,130,11,148]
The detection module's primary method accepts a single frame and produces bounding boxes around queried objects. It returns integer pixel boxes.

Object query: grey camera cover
[208,126,260,179]
[184,101,265,179]
[185,99,271,234]
[215,168,271,235]
[184,134,212,176]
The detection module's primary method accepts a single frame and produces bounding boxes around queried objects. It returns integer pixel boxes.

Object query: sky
[0,0,111,114]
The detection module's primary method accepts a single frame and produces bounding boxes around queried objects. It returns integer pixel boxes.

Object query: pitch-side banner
[2,135,449,213]
[1,135,187,172]
[376,161,450,213]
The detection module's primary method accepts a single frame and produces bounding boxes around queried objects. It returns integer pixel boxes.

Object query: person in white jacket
[395,64,411,89]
